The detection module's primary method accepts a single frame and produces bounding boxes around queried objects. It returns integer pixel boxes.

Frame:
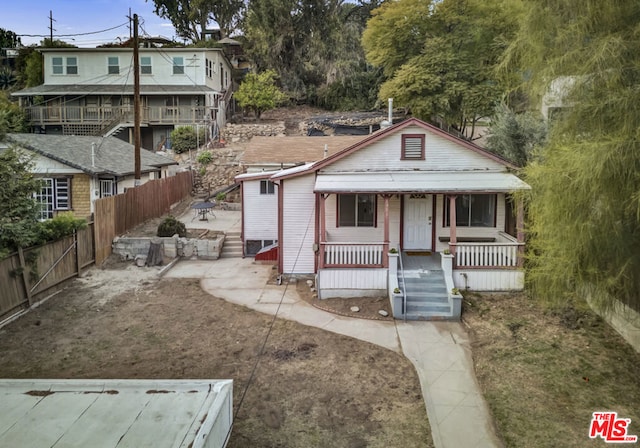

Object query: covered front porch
[312,172,528,320]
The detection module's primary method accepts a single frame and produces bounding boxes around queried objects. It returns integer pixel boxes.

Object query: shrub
[215,192,226,202]
[37,214,87,244]
[157,215,186,237]
[196,150,213,165]
[170,126,206,154]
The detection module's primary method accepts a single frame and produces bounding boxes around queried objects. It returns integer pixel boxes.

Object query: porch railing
[450,241,523,268]
[24,105,209,126]
[321,242,386,267]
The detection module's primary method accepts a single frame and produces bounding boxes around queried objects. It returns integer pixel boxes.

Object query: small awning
[314,171,530,193]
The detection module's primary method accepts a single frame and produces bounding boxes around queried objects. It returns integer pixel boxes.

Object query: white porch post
[319,193,327,269]
[448,195,457,256]
[516,197,525,267]
[383,194,390,268]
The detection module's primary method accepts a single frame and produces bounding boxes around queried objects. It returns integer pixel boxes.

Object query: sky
[2,0,178,47]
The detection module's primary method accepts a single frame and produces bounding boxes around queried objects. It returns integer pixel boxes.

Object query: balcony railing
[321,242,387,268]
[24,105,209,126]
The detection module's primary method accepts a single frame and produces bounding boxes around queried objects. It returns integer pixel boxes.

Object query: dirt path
[0,264,432,448]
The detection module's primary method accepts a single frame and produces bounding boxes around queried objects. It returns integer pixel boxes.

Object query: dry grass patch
[464,292,640,447]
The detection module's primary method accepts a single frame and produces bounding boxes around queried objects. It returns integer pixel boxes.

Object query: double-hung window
[66,57,78,75]
[36,178,71,220]
[338,194,376,227]
[260,180,275,195]
[140,56,152,74]
[99,178,116,197]
[108,56,119,75]
[445,194,496,227]
[173,57,184,74]
[52,57,63,75]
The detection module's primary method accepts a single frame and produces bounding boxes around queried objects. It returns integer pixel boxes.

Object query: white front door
[403,194,433,250]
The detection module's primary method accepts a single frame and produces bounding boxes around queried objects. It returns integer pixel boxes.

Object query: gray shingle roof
[6,134,177,176]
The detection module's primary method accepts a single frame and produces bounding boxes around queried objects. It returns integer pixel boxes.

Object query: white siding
[282,174,316,274]
[317,268,388,299]
[321,124,505,173]
[454,270,524,291]
[32,153,83,175]
[242,179,278,241]
[434,194,506,252]
[43,49,229,91]
[323,195,401,249]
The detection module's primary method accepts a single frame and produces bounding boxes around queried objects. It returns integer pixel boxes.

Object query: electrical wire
[17,22,129,38]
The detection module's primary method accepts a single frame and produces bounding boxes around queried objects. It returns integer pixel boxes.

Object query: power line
[18,22,129,38]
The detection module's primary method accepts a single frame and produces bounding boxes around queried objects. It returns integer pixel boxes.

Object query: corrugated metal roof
[314,171,530,193]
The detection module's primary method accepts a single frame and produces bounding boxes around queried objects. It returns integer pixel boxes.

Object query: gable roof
[6,134,176,176]
[241,136,364,166]
[273,118,515,180]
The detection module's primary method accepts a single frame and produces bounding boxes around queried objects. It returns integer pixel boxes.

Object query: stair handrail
[398,250,407,322]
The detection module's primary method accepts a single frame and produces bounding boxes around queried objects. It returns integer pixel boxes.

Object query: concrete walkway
[165,257,502,448]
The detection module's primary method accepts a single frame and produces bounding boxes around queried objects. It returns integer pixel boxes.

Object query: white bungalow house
[236,118,530,320]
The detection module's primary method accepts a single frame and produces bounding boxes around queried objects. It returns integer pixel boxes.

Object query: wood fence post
[17,247,33,306]
[74,229,81,276]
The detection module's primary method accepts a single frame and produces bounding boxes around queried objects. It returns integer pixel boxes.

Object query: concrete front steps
[220,231,243,258]
[398,270,457,320]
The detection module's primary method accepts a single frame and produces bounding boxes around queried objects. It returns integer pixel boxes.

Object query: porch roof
[314,171,530,193]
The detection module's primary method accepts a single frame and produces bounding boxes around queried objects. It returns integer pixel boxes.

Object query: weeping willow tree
[503,0,640,312]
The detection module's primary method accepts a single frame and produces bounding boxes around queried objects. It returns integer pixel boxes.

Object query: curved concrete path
[165,258,502,448]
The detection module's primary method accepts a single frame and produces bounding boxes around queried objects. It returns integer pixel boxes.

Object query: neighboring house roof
[6,134,176,177]
[12,84,219,97]
[241,136,364,166]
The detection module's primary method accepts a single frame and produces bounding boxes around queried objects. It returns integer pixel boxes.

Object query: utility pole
[133,13,141,186]
[48,11,56,45]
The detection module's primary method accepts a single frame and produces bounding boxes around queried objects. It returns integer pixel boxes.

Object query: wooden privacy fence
[94,171,193,265]
[0,224,95,321]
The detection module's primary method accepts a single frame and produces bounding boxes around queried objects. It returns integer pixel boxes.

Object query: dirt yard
[0,261,432,448]
[464,292,640,447]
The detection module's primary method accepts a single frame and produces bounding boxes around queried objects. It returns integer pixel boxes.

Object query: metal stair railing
[399,251,407,322]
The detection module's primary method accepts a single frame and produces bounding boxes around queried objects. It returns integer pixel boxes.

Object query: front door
[403,194,432,250]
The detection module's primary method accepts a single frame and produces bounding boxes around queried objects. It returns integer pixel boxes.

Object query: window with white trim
[99,178,116,197]
[173,57,184,74]
[445,194,496,227]
[402,134,425,160]
[260,180,275,195]
[52,57,63,75]
[338,194,376,227]
[66,57,78,75]
[108,56,119,75]
[35,178,71,220]
[140,56,152,74]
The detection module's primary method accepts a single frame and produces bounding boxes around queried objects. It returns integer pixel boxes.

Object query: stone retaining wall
[113,234,225,262]
[222,122,286,143]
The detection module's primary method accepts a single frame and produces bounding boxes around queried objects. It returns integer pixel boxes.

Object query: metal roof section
[270,162,317,180]
[7,133,176,176]
[235,169,281,181]
[314,171,531,193]
[0,379,233,448]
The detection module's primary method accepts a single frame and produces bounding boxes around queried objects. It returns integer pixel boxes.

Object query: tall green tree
[234,70,287,119]
[485,104,547,167]
[149,0,244,42]
[0,28,21,48]
[243,0,377,102]
[362,0,521,136]
[506,0,640,312]
[0,91,28,139]
[0,148,42,258]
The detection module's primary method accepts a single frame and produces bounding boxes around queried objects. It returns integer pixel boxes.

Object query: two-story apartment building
[12,47,233,150]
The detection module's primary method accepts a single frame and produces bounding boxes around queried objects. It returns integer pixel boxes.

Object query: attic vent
[402,134,425,160]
